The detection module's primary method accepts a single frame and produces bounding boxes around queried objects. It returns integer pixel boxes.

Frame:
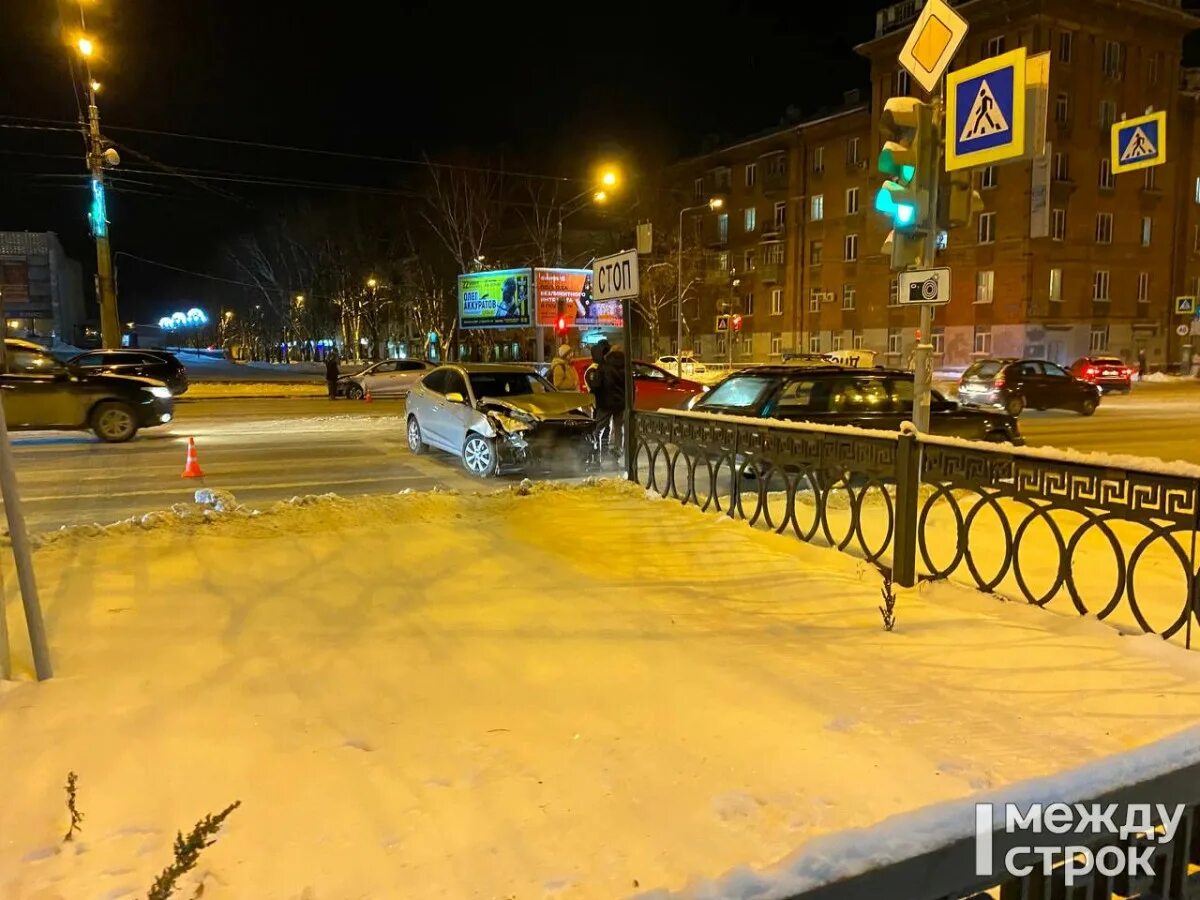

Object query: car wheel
[461,433,498,477]
[1079,398,1097,417]
[91,401,138,443]
[1005,396,1025,417]
[346,383,364,400]
[406,416,427,455]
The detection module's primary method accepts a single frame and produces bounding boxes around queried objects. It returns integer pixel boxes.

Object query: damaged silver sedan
[405,364,595,477]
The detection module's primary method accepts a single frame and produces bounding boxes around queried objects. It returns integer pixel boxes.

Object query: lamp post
[676,197,724,376]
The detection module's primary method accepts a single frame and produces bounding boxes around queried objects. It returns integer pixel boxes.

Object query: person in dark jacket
[325,350,340,399]
[594,343,627,461]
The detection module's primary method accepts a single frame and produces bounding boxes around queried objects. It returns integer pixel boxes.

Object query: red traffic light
[556,316,566,334]
[731,314,743,332]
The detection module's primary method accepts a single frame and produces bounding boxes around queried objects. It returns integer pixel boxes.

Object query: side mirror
[445,391,466,404]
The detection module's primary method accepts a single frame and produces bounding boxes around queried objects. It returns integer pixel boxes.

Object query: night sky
[1,0,914,320]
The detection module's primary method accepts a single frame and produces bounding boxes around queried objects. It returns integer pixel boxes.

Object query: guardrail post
[892,431,920,589]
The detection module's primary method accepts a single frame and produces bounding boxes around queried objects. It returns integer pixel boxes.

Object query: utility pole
[911,92,943,433]
[77,34,122,349]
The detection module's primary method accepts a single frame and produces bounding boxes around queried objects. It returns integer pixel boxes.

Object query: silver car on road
[339,358,431,399]
[405,364,595,476]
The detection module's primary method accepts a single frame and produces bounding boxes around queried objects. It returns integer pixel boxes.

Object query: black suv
[68,349,189,395]
[2,340,174,442]
[958,359,1100,417]
[692,366,1022,444]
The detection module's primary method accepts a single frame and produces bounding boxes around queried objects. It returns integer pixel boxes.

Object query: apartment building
[665,0,1198,369]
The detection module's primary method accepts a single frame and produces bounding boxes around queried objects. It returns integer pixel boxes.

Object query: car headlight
[145,386,172,399]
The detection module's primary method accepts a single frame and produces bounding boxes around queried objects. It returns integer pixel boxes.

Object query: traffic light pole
[911,93,943,434]
[87,82,121,350]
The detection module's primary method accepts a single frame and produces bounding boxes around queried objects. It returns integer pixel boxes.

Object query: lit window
[976,270,995,303]
[1141,217,1152,247]
[810,194,824,221]
[744,207,757,232]
[1049,268,1062,302]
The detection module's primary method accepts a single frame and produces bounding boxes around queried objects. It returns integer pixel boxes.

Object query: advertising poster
[458,268,532,329]
[534,268,623,329]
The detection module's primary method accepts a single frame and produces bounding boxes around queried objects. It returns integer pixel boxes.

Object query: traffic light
[939,169,986,230]
[875,97,933,232]
[555,315,567,337]
[882,229,925,270]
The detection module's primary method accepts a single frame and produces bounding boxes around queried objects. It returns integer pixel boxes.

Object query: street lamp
[76,36,95,57]
[556,165,622,265]
[366,277,378,289]
[676,197,724,376]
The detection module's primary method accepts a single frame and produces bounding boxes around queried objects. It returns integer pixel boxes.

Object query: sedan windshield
[468,371,553,398]
[694,376,777,411]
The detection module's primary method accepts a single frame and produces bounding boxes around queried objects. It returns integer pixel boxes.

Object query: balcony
[703,266,731,286]
[758,263,783,284]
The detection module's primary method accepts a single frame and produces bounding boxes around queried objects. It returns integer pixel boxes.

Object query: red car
[570,358,707,410]
[1069,356,1133,393]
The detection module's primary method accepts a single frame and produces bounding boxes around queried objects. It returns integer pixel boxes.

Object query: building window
[1194,224,1200,253]
[842,284,856,310]
[978,211,996,244]
[1099,100,1117,130]
[974,327,992,355]
[1194,177,1200,204]
[744,163,757,188]
[1049,267,1062,302]
[895,69,910,96]
[765,242,784,265]
[812,146,824,174]
[810,240,823,265]
[985,35,1005,58]
[976,270,995,303]
[889,276,899,306]
[1054,93,1069,125]
[1095,212,1113,244]
[1052,208,1066,241]
[743,292,754,315]
[717,213,729,242]
[931,328,945,355]
[770,288,783,315]
[832,333,845,352]
[1102,40,1123,78]
[1141,216,1152,247]
[1090,326,1109,353]
[1137,271,1150,303]
[809,333,822,354]
[844,233,858,261]
[810,194,824,221]
[846,137,860,165]
[744,207,757,232]
[1052,152,1069,181]
[693,177,704,201]
[1093,270,1110,301]
[1148,53,1160,86]
[852,332,864,350]
[809,289,821,312]
[1099,158,1114,190]
[1058,31,1073,64]
[774,201,786,228]
[887,328,902,355]
[744,248,756,270]
[1144,167,1158,191]
[770,333,783,356]
[845,187,860,214]
[716,251,730,271]
[981,165,997,189]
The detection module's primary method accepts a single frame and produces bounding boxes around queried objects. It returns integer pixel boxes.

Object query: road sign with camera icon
[899,268,951,306]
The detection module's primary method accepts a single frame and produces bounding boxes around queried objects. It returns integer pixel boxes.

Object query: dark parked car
[68,349,189,395]
[1069,355,1133,393]
[3,340,174,442]
[691,366,1022,444]
[958,359,1100,417]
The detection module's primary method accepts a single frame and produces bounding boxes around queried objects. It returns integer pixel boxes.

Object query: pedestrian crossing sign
[946,48,1027,171]
[1112,111,1167,175]
[1175,296,1195,316]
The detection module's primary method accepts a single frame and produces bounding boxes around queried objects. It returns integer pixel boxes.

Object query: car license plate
[1102,369,1117,376]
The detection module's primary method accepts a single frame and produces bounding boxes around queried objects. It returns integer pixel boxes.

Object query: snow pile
[183,382,326,399]
[4,482,1200,899]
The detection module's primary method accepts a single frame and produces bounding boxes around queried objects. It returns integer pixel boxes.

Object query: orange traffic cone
[363,388,373,403]
[181,436,205,478]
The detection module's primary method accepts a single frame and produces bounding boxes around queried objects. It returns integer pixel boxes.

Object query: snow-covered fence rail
[633,411,1200,647]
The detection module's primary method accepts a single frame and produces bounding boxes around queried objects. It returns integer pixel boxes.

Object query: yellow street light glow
[366,277,378,289]
[90,80,101,92]
[593,190,608,203]
[77,37,95,57]
[600,170,618,187]
[224,310,235,320]
[709,197,725,210]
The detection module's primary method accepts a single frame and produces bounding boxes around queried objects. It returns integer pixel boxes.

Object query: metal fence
[633,410,1200,647]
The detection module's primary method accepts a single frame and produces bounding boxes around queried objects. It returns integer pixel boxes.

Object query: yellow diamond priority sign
[898,0,969,95]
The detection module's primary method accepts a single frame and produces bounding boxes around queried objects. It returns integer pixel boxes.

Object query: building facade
[0,232,85,345]
[664,0,1199,370]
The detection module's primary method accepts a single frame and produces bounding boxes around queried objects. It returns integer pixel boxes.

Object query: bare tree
[421,161,502,273]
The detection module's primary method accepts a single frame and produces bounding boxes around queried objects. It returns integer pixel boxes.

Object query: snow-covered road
[3,482,1200,898]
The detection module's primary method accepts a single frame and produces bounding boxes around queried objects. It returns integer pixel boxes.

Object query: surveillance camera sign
[899,268,952,306]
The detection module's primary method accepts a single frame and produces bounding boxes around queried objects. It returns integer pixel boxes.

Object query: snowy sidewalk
[4,482,1200,899]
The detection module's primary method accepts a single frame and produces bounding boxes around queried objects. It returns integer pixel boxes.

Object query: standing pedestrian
[550,344,580,391]
[595,342,628,463]
[1137,348,1148,381]
[325,349,340,399]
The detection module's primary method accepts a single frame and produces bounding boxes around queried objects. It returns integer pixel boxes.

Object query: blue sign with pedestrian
[1112,111,1167,175]
[945,48,1027,171]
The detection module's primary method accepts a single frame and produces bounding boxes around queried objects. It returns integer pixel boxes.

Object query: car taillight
[993,374,1005,389]
[1084,366,1096,378]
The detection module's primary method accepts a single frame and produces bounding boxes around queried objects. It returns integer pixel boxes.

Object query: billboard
[458,268,532,329]
[534,267,623,329]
